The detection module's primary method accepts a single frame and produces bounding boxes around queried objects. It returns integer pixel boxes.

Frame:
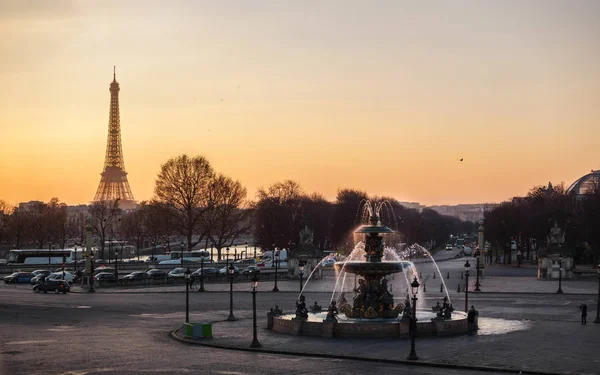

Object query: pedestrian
[580,304,587,325]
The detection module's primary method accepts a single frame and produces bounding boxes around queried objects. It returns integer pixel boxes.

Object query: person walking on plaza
[467,305,479,333]
[580,304,587,325]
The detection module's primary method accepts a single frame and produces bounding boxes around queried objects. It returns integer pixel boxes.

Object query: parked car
[218,266,239,275]
[321,259,336,267]
[146,269,168,278]
[241,266,260,275]
[168,268,187,278]
[47,272,74,284]
[191,267,218,277]
[93,267,116,276]
[4,272,33,284]
[32,280,70,294]
[94,272,116,281]
[32,269,52,277]
[54,267,74,273]
[446,244,453,251]
[30,270,52,284]
[123,271,148,281]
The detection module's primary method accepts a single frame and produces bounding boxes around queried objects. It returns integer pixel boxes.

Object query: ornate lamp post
[245,242,248,259]
[199,256,205,292]
[226,264,237,321]
[250,273,261,348]
[594,264,600,324]
[474,250,481,292]
[74,245,78,273]
[299,260,305,294]
[48,243,53,265]
[253,246,257,259]
[557,253,564,294]
[114,249,119,280]
[464,260,471,312]
[226,247,230,266]
[407,276,420,360]
[180,241,185,268]
[151,240,156,264]
[184,268,191,323]
[272,250,280,292]
[89,254,95,293]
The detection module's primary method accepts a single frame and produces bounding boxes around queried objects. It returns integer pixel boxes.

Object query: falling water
[297,254,336,299]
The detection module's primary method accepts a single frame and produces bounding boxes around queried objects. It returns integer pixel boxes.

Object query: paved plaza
[1,257,598,375]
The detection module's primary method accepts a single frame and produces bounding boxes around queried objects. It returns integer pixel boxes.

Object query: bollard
[419,272,422,279]
[423,283,427,292]
[440,283,443,292]
[447,271,450,279]
[433,272,436,279]
[457,284,461,293]
[461,272,463,280]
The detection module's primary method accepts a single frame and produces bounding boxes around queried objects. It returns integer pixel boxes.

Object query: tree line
[484,182,600,266]
[0,154,476,259]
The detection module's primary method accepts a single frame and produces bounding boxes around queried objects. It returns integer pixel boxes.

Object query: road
[1,257,598,375]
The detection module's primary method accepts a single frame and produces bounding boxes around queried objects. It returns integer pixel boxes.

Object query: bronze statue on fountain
[335,213,405,319]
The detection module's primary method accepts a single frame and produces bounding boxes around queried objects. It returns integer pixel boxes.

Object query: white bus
[162,250,211,263]
[6,249,85,265]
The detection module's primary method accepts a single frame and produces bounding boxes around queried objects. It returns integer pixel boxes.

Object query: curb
[168,329,562,375]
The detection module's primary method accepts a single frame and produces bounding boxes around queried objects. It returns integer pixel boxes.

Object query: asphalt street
[1,257,599,375]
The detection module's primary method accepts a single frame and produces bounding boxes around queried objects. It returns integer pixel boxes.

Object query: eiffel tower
[93,67,136,209]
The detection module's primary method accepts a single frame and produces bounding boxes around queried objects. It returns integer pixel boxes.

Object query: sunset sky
[1,1,599,207]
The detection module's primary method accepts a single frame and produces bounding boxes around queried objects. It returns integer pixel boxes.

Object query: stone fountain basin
[334,261,404,277]
[272,310,469,338]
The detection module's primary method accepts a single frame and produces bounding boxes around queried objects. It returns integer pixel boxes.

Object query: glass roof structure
[567,170,600,196]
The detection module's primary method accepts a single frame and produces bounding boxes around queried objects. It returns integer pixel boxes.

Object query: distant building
[567,169,600,197]
[398,202,425,211]
[428,204,491,223]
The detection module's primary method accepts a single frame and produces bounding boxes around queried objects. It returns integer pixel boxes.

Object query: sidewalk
[171,310,600,375]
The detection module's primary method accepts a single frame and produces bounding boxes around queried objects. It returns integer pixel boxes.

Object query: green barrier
[183,322,212,339]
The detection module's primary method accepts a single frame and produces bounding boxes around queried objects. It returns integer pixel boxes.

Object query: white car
[321,259,336,267]
[47,271,73,284]
[168,268,187,278]
[446,244,453,251]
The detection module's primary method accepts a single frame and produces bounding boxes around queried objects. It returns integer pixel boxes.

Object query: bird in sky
[460,158,463,161]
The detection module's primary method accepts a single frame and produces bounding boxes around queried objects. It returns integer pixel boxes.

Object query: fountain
[271,202,470,338]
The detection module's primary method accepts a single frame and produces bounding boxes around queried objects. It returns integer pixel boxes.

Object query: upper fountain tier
[354,214,394,234]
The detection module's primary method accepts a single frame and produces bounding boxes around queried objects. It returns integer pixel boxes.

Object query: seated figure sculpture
[311,301,322,313]
[324,301,339,322]
[294,295,309,320]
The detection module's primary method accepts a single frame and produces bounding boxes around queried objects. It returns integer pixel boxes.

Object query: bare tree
[120,206,146,259]
[89,200,122,259]
[27,200,55,249]
[205,174,252,259]
[0,200,13,247]
[8,207,29,249]
[154,154,214,250]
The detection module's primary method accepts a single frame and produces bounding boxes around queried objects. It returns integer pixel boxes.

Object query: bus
[455,238,465,249]
[6,249,85,265]
[168,250,211,263]
[104,241,137,258]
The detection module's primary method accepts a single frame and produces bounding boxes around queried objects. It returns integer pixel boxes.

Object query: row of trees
[484,182,600,265]
[253,180,475,253]
[1,154,477,260]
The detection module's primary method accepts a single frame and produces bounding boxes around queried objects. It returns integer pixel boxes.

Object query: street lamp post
[151,240,156,264]
[245,242,248,260]
[48,243,53,265]
[464,260,471,312]
[89,254,95,293]
[474,250,481,292]
[199,257,205,292]
[594,264,600,324]
[272,250,280,292]
[114,249,119,280]
[226,264,237,321]
[253,246,257,260]
[74,245,78,273]
[185,268,191,323]
[180,241,185,268]
[226,247,230,266]
[407,276,420,360]
[557,253,564,294]
[250,273,261,348]
[299,260,305,294]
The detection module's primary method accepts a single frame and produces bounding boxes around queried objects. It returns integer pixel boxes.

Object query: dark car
[146,269,167,278]
[191,267,218,278]
[4,272,33,284]
[123,271,148,281]
[93,267,116,276]
[241,266,260,275]
[32,269,52,277]
[32,280,70,294]
[94,272,116,281]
